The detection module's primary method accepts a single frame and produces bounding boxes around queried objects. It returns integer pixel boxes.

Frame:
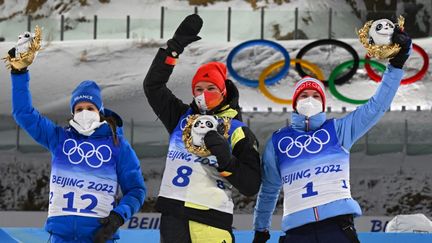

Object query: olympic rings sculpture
[226,39,429,105]
[226,39,290,87]
[328,59,386,104]
[364,43,429,85]
[295,39,360,86]
[258,59,325,104]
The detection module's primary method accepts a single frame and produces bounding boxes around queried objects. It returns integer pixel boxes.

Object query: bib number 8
[172,166,193,187]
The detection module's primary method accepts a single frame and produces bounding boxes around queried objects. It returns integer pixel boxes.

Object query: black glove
[204,130,233,171]
[216,121,226,135]
[93,211,124,243]
[252,230,271,243]
[389,27,412,69]
[8,48,28,74]
[166,14,203,57]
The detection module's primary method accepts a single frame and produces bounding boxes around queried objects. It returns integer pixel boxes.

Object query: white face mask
[296,97,323,118]
[69,110,105,136]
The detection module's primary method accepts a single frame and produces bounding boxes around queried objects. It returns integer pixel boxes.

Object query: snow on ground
[0,37,431,121]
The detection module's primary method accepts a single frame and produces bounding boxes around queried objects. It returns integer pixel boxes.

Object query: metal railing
[0,7,430,43]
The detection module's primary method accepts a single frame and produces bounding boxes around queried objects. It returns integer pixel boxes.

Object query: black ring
[295,39,360,86]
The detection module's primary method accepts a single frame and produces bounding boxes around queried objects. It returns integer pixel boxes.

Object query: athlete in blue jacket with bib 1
[253,28,412,243]
[7,42,146,242]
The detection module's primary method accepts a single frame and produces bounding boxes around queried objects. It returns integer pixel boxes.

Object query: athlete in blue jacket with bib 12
[253,29,412,243]
[7,40,146,242]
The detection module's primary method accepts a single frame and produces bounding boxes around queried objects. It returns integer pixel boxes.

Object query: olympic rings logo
[62,139,112,168]
[226,39,429,105]
[180,115,191,131]
[277,129,331,158]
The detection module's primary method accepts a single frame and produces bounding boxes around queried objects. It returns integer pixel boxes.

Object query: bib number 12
[62,192,98,214]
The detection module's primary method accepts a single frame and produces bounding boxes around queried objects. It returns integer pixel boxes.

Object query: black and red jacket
[143,48,261,230]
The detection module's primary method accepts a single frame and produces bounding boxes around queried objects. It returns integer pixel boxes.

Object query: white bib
[158,136,234,214]
[274,120,353,216]
[48,175,117,218]
[48,137,118,218]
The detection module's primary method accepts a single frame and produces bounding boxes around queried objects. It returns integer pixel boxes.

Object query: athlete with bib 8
[253,28,412,242]
[143,14,261,243]
[6,29,146,243]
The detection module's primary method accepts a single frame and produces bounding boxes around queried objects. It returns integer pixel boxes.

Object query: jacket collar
[69,123,112,138]
[291,112,326,131]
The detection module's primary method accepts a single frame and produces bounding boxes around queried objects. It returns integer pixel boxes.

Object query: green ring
[328,59,386,104]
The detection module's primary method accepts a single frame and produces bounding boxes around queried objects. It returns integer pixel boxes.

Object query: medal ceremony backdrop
[0,0,431,242]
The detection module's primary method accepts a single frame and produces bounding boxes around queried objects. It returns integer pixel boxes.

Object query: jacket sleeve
[11,72,61,152]
[143,48,190,133]
[253,138,281,231]
[335,64,404,150]
[220,126,262,196]
[114,138,146,222]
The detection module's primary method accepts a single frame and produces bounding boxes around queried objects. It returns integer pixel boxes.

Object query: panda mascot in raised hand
[368,19,395,45]
[3,26,41,71]
[15,31,35,57]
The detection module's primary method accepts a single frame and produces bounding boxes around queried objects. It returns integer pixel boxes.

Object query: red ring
[365,43,429,85]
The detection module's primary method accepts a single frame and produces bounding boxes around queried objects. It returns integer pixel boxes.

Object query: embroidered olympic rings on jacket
[226,39,429,105]
[62,139,112,168]
[277,129,331,158]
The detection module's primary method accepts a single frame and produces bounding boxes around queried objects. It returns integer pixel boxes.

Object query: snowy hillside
[0,37,431,121]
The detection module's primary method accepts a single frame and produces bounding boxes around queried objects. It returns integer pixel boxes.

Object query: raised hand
[389,27,412,69]
[3,26,42,72]
[166,14,203,57]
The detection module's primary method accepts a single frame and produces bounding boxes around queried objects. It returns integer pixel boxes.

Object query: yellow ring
[258,59,325,104]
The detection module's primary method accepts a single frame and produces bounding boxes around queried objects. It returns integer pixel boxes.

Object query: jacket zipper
[314,207,320,221]
[306,117,318,220]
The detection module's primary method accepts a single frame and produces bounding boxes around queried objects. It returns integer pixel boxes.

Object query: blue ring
[226,39,290,88]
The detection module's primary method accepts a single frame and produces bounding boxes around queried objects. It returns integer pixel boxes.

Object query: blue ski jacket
[254,64,404,232]
[11,72,146,241]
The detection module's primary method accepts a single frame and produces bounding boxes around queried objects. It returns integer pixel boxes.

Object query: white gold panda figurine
[368,19,395,46]
[15,31,35,57]
[191,115,219,147]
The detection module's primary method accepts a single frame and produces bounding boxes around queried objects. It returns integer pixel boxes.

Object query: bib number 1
[302,182,318,198]
[301,180,349,198]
